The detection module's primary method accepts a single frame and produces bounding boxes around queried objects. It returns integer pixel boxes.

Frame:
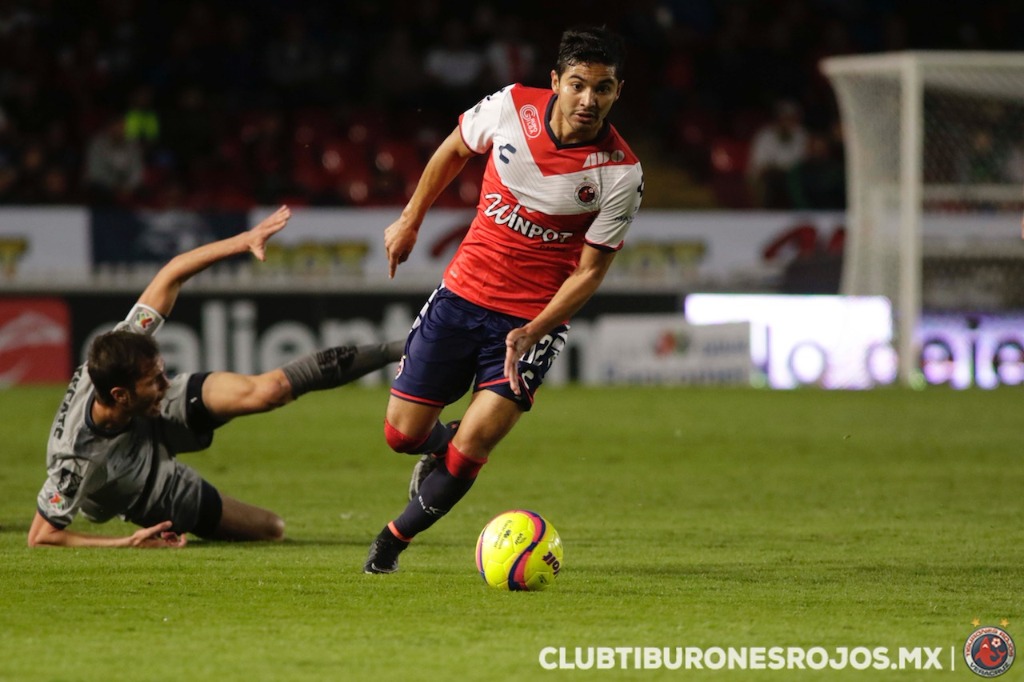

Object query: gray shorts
[124,373,224,535]
[126,462,222,536]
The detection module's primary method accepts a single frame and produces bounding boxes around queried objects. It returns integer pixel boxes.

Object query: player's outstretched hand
[247,205,291,262]
[128,521,188,549]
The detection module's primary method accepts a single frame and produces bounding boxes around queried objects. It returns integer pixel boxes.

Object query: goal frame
[821,51,1024,386]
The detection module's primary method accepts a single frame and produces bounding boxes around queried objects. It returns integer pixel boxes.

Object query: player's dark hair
[555,25,626,79]
[87,331,160,405]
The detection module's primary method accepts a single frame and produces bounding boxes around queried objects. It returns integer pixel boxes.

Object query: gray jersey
[36,304,213,530]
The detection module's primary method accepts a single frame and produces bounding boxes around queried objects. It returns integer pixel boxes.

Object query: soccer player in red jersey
[365,26,644,573]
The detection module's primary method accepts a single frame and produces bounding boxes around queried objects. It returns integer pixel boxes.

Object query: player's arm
[503,245,618,394]
[384,128,474,278]
[136,205,291,318]
[27,511,187,549]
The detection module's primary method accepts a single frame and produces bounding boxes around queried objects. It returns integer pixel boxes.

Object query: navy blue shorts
[391,286,568,411]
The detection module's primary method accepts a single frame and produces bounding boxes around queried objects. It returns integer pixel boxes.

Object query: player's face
[128,357,170,417]
[550,63,623,144]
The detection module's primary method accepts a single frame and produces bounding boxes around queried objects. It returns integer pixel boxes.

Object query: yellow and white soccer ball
[475,510,563,591]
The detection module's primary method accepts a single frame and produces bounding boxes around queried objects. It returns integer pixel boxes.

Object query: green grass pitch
[1,384,1022,681]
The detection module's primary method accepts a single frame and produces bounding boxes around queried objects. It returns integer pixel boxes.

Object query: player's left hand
[504,328,535,396]
[158,531,187,547]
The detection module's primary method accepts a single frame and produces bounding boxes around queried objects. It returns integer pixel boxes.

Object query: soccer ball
[475,510,563,591]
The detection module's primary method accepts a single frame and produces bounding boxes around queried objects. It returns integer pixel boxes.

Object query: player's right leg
[383,395,446,454]
[382,287,476,464]
[409,419,460,501]
[365,397,448,573]
[384,397,458,500]
[367,288,479,573]
[365,391,521,574]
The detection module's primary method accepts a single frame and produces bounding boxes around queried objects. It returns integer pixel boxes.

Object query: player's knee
[248,512,285,542]
[250,375,292,412]
[384,420,427,454]
[446,444,488,479]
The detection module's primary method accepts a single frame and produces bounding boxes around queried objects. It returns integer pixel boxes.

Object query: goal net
[821,52,1024,385]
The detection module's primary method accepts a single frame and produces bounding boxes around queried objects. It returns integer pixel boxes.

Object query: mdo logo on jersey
[964,623,1015,677]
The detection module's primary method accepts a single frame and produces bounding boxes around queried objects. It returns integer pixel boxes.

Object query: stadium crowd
[0,0,1021,210]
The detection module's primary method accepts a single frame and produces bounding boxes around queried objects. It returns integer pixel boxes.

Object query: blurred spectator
[159,86,217,173]
[265,13,327,106]
[368,26,427,109]
[747,99,809,208]
[241,111,291,205]
[12,140,51,203]
[423,18,486,116]
[218,11,262,104]
[0,1,36,37]
[83,118,145,206]
[958,129,1006,183]
[787,129,846,209]
[38,167,74,204]
[1004,143,1024,184]
[2,1,1022,210]
[123,86,160,147]
[484,15,539,88]
[0,106,18,201]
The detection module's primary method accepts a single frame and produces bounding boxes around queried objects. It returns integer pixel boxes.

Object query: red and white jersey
[444,84,643,319]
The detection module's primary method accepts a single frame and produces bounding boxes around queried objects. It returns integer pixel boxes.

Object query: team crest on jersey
[574,180,599,208]
[519,104,542,139]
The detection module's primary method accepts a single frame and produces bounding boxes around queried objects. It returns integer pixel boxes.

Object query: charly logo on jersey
[519,104,542,139]
[583,149,626,168]
[574,179,599,208]
[964,623,1015,677]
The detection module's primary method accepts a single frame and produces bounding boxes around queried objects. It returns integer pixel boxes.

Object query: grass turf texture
[1,385,1022,681]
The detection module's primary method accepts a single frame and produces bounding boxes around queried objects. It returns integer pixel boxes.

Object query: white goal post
[821,52,1024,386]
